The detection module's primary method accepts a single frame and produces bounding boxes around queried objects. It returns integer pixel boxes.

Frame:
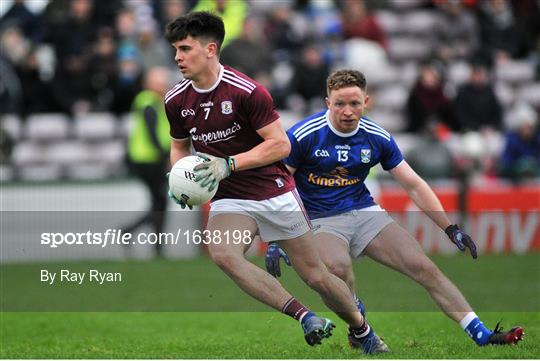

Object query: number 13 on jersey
[338,150,348,162]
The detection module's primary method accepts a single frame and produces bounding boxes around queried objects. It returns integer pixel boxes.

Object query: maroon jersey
[165,65,295,201]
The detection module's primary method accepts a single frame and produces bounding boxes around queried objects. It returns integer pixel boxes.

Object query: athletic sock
[349,320,371,339]
[460,312,493,346]
[281,297,314,325]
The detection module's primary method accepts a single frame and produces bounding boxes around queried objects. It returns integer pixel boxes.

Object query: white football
[169,156,217,206]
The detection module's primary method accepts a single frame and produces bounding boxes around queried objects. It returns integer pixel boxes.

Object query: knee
[326,260,354,285]
[209,249,239,274]
[303,271,328,292]
[410,260,443,287]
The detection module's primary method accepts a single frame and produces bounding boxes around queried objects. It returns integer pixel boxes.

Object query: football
[168,155,217,206]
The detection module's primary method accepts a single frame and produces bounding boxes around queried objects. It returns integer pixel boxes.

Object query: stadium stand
[25,113,70,141]
[73,112,118,140]
[0,0,538,183]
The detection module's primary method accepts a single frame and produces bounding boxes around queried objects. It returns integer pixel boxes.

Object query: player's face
[326,86,369,133]
[171,36,215,81]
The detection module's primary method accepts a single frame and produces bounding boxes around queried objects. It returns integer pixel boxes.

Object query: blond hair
[327,70,367,95]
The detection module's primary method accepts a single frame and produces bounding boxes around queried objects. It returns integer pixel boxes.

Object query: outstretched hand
[445,224,477,259]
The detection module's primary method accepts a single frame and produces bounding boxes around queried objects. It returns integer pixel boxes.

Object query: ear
[325,97,330,108]
[206,42,218,58]
[364,95,370,107]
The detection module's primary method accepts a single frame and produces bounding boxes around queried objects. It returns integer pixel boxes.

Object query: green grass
[1,254,539,358]
[1,312,538,359]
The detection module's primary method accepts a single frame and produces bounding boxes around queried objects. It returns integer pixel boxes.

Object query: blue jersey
[285,110,404,219]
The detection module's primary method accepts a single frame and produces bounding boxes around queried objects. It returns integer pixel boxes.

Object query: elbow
[279,138,291,159]
[408,180,429,198]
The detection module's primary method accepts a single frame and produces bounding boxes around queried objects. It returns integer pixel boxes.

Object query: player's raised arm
[232,118,291,171]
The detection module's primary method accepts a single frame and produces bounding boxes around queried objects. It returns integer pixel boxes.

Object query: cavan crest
[360,149,371,163]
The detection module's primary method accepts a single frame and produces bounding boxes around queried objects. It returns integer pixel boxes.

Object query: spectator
[454,61,502,132]
[407,120,454,179]
[304,0,342,40]
[47,0,96,64]
[15,45,53,116]
[110,44,143,115]
[50,56,94,116]
[406,62,456,133]
[157,0,188,30]
[432,0,479,63]
[0,55,22,114]
[499,103,540,181]
[135,20,176,71]
[476,0,524,63]
[91,0,124,28]
[47,0,97,115]
[0,25,31,68]
[220,16,273,84]
[264,4,307,59]
[289,43,330,115]
[511,0,540,59]
[123,67,172,258]
[121,0,168,68]
[88,27,118,111]
[1,0,44,42]
[0,20,59,114]
[337,0,387,51]
[114,7,137,44]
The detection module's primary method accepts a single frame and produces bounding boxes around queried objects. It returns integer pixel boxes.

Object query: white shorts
[209,190,311,242]
[312,205,394,258]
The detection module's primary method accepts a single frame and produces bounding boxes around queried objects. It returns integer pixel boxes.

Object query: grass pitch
[1,253,539,359]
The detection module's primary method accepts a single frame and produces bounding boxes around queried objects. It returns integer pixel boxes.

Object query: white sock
[459,312,478,330]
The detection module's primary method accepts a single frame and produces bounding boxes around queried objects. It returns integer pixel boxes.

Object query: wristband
[228,157,237,173]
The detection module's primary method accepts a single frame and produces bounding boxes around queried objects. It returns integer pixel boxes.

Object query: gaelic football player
[164,13,387,354]
[267,69,524,347]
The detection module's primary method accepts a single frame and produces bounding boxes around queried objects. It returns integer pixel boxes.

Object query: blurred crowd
[1,0,539,182]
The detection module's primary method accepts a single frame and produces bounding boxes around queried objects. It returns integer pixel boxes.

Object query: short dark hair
[165,11,225,52]
[326,70,367,94]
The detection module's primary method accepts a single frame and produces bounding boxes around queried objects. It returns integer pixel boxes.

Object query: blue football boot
[302,316,335,346]
[348,328,390,354]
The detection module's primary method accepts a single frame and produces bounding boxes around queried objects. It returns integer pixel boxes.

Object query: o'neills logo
[189,122,242,144]
[307,167,361,187]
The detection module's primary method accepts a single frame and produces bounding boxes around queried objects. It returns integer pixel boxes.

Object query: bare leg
[364,222,472,322]
[314,233,356,293]
[206,214,293,310]
[278,232,364,328]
